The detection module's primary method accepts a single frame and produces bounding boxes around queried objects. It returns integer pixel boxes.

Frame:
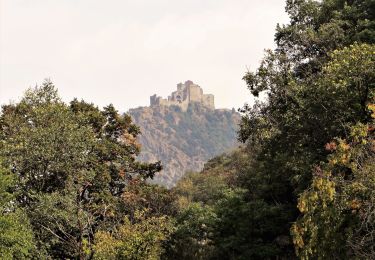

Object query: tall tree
[291,44,375,259]
[236,0,375,257]
[0,160,36,259]
[0,81,162,259]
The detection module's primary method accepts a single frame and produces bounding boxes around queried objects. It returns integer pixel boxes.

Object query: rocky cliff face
[129,103,240,187]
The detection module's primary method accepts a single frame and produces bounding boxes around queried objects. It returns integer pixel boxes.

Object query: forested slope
[0,0,374,259]
[129,103,240,187]
[166,0,375,258]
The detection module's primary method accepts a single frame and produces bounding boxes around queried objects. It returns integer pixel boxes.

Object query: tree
[237,0,375,257]
[0,161,36,259]
[164,203,216,260]
[292,112,375,258]
[0,80,162,259]
[93,210,173,260]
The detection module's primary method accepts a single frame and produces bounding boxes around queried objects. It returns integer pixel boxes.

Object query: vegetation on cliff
[0,0,374,259]
[129,103,240,187]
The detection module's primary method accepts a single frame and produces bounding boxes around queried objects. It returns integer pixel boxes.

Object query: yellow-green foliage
[0,163,36,259]
[0,210,36,259]
[292,103,375,259]
[94,210,173,260]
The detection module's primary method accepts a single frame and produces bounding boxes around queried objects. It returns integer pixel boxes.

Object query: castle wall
[150,81,214,111]
[179,100,189,111]
[158,98,169,106]
[170,90,184,102]
[150,94,158,106]
[188,85,203,102]
[202,94,215,109]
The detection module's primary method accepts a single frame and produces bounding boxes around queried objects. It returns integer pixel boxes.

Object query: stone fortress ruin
[150,80,215,111]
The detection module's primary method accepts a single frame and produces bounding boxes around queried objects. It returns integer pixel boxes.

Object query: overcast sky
[0,0,289,111]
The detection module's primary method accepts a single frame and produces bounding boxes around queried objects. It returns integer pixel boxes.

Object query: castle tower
[149,81,215,110]
[150,94,158,106]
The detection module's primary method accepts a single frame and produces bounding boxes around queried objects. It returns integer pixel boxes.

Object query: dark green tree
[291,44,375,259]
[0,80,162,259]
[235,0,375,258]
[0,160,36,259]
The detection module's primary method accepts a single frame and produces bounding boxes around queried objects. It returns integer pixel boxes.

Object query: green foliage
[292,108,375,259]
[167,147,297,259]
[129,103,240,187]
[0,81,163,259]
[0,1,373,258]
[237,0,375,257]
[0,210,36,259]
[94,210,173,260]
[164,203,216,260]
[181,41,374,259]
[0,163,14,208]
[120,179,178,219]
[0,162,36,259]
[211,188,293,259]
[275,0,375,79]
[165,151,240,259]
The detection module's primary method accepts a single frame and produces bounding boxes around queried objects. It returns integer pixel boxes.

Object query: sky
[0,0,289,111]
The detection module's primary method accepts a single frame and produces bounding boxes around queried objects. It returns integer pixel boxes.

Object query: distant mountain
[128,81,240,187]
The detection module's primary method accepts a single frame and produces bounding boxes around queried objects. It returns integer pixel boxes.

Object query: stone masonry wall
[150,80,215,111]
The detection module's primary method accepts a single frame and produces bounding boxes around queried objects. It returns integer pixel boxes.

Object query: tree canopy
[0,81,166,259]
[0,0,374,259]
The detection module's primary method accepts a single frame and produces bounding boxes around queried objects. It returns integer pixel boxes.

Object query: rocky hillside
[129,103,240,187]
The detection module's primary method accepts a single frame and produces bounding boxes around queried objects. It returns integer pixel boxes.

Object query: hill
[129,102,240,187]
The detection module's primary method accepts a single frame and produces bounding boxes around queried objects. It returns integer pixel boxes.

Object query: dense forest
[1,0,374,259]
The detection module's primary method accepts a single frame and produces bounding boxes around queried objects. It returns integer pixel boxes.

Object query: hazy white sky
[0,0,289,111]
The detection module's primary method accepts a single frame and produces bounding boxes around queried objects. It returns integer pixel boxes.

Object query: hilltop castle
[150,80,214,111]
